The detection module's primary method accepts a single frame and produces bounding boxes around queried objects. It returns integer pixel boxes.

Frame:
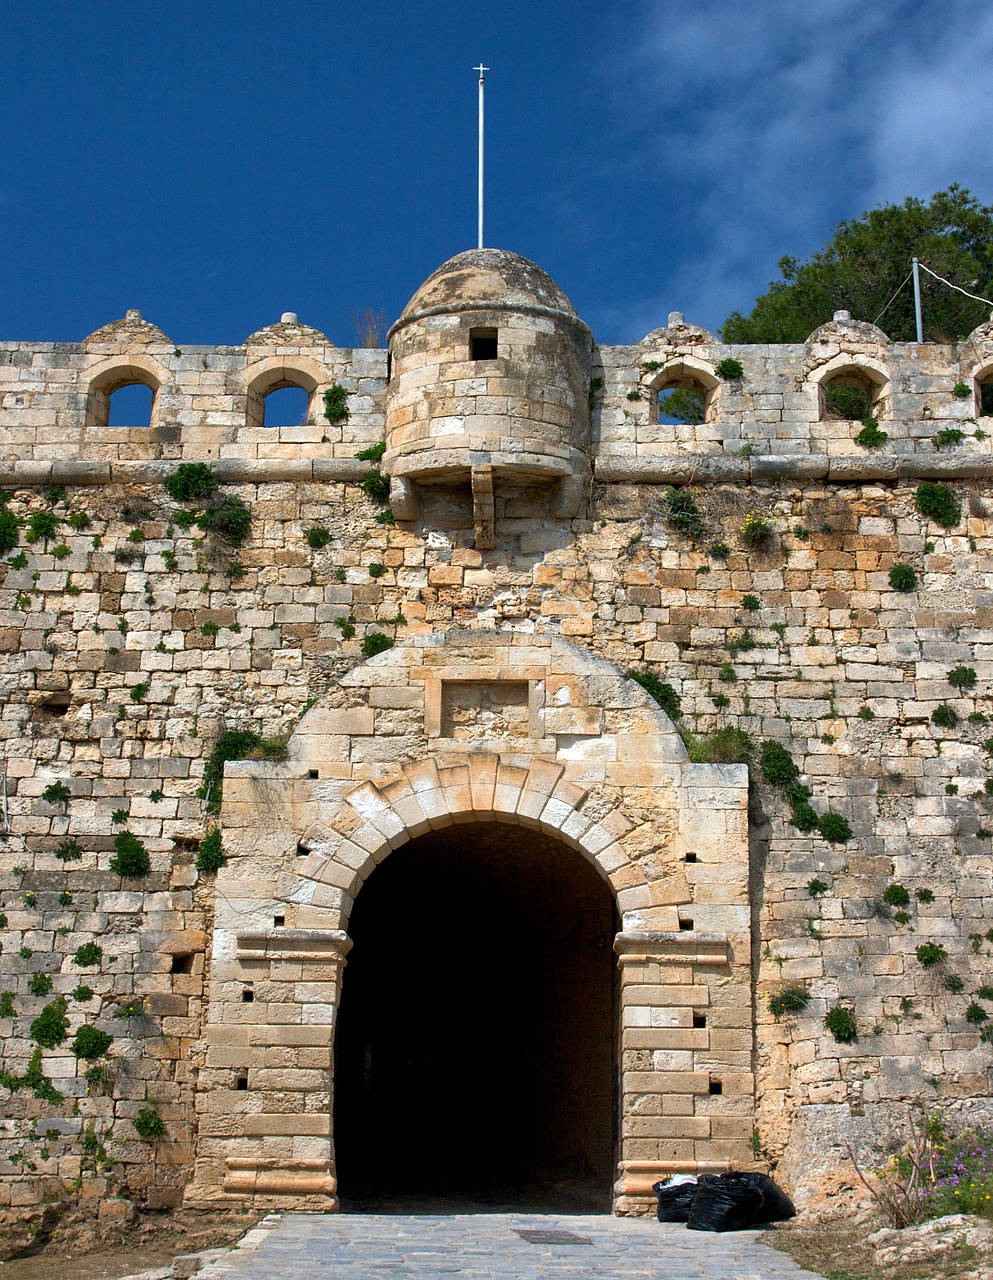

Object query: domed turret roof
[393,249,583,331]
[84,309,172,347]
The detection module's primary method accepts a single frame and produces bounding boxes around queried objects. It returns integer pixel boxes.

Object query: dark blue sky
[5,0,993,346]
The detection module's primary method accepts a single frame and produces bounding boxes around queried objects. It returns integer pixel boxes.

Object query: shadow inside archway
[334,822,619,1213]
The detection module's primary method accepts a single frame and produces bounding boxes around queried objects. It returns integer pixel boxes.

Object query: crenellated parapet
[0,309,386,468]
[5,294,993,492]
[596,308,993,484]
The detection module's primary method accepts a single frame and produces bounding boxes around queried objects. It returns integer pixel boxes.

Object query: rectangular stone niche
[429,679,539,740]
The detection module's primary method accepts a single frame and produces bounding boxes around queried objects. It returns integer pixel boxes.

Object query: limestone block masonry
[0,248,991,1226]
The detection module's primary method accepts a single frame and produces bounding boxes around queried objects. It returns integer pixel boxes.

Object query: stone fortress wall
[5,303,993,479]
[0,250,992,1230]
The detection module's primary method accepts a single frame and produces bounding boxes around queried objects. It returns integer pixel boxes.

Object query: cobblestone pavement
[197,1212,825,1279]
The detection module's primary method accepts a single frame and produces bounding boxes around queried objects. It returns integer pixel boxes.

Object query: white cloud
[596,0,993,339]
[867,10,993,204]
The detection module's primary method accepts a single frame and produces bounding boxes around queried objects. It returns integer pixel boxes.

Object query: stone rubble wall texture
[0,273,992,1223]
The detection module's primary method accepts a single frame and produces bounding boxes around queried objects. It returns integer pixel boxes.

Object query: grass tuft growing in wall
[888,563,917,592]
[854,418,888,448]
[768,985,810,1018]
[627,670,681,719]
[133,1106,166,1140]
[197,495,251,545]
[685,726,752,764]
[823,1005,857,1043]
[110,831,150,878]
[323,385,349,424]
[71,1026,113,1060]
[715,357,744,380]
[163,462,215,502]
[305,525,331,549]
[196,827,226,875]
[916,942,948,968]
[361,632,394,659]
[0,510,21,555]
[30,997,68,1048]
[198,730,288,813]
[915,482,960,527]
[817,813,852,843]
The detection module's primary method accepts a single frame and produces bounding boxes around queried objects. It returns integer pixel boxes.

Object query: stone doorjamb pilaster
[613,930,753,1214]
[189,928,351,1206]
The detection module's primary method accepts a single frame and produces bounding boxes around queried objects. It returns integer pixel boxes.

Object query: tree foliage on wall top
[722,187,993,344]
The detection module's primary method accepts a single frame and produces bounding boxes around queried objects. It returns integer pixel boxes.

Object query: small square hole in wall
[308,769,319,780]
[296,843,310,857]
[709,1078,723,1095]
[170,953,194,974]
[470,327,498,360]
[678,916,694,931]
[235,1075,248,1091]
[241,989,254,1003]
[273,915,285,928]
[684,851,697,863]
[693,1012,707,1029]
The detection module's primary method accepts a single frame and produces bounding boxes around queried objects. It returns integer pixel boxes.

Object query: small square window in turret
[470,327,498,360]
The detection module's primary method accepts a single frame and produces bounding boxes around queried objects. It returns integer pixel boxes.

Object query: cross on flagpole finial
[475,64,490,248]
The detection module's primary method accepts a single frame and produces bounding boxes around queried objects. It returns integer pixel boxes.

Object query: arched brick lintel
[296,751,650,929]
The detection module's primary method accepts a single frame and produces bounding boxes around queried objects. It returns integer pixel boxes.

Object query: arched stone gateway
[333,820,621,1208]
[187,633,752,1215]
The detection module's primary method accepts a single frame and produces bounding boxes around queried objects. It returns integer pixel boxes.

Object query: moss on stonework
[198,730,288,813]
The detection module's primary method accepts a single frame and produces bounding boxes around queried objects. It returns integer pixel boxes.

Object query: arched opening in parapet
[818,365,887,421]
[653,361,718,426]
[262,384,311,427]
[244,364,321,428]
[86,365,162,428]
[107,381,155,427]
[973,364,993,418]
[333,821,618,1212]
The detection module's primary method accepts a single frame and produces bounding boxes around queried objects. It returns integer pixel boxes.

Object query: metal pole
[912,257,924,342]
[474,63,489,249]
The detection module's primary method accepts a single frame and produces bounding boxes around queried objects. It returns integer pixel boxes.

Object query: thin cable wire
[917,261,993,310]
[872,270,913,326]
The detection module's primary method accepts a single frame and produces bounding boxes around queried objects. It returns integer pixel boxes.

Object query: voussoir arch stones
[272,631,709,931]
[294,751,653,926]
[240,352,331,398]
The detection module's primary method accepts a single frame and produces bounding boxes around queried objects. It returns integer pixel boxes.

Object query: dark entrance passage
[333,822,618,1211]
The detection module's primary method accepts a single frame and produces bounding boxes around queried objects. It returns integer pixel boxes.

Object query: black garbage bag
[731,1172,796,1224]
[686,1171,796,1232]
[652,1173,719,1223]
[687,1177,765,1232]
[651,1180,697,1223]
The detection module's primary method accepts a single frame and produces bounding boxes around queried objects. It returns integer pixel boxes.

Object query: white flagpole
[474,63,489,249]
[912,257,924,343]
